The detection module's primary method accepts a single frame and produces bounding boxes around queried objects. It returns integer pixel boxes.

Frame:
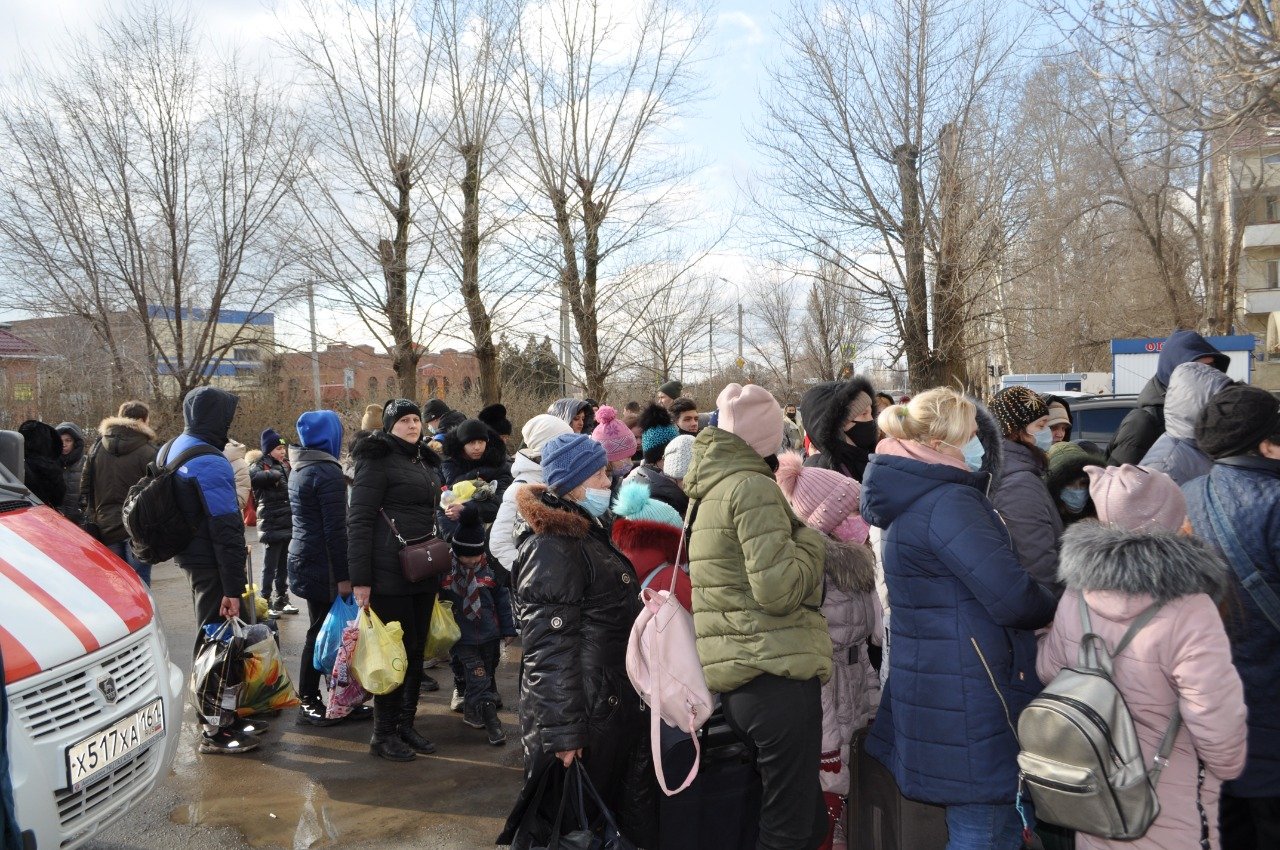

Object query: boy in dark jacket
[252,428,297,616]
[441,513,515,746]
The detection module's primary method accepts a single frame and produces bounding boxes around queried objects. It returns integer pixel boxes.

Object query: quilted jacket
[992,438,1063,595]
[683,426,830,694]
[1184,455,1280,796]
[286,413,349,602]
[859,451,1056,805]
[1140,362,1232,486]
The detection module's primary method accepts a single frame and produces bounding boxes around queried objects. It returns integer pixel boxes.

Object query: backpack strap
[157,441,222,473]
[1204,478,1280,633]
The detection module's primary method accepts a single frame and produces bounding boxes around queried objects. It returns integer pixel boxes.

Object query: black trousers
[184,566,225,659]
[368,590,436,719]
[298,596,330,701]
[721,674,827,850]
[1221,793,1280,850]
[261,542,288,598]
[454,641,500,710]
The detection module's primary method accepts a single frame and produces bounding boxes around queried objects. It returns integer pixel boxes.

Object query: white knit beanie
[663,434,695,480]
[522,414,573,455]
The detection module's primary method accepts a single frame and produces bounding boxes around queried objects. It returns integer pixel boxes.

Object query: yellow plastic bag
[351,608,407,695]
[237,633,301,716]
[425,597,462,660]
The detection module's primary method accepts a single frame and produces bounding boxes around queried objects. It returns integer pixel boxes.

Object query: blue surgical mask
[1061,487,1089,514]
[580,487,612,518]
[1033,427,1053,452]
[959,435,985,472]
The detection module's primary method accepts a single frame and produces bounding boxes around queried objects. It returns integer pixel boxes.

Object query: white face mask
[580,487,612,518]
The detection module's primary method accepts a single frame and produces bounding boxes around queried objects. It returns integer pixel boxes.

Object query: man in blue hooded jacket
[162,386,255,754]
[1107,329,1229,466]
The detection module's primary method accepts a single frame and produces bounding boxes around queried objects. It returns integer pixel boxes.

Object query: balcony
[1243,223,1280,249]
[1245,287,1280,314]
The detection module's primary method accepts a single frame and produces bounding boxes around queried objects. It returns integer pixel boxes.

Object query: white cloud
[716,10,764,47]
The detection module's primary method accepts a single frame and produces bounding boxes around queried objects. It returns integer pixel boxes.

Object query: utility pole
[559,281,571,397]
[737,301,743,361]
[708,318,714,378]
[307,279,321,407]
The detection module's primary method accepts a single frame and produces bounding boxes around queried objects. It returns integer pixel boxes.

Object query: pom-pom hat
[775,452,869,543]
[612,481,683,529]
[591,405,638,461]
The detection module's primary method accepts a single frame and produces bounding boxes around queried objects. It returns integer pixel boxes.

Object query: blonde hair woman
[860,388,1056,849]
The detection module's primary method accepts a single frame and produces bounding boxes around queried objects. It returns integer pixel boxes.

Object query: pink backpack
[625,510,714,795]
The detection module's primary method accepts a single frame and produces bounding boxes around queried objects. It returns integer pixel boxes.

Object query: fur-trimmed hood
[516,483,592,539]
[441,425,508,470]
[823,536,875,594]
[801,376,876,454]
[97,416,156,458]
[1058,521,1230,604]
[973,398,1004,494]
[350,429,442,466]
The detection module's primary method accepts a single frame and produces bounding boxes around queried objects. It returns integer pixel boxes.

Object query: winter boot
[397,712,438,755]
[462,701,485,729]
[450,687,464,712]
[369,702,415,762]
[481,700,505,746]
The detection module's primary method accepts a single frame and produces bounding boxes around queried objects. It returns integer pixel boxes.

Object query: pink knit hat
[716,383,784,458]
[1085,464,1187,533]
[590,406,637,462]
[775,453,870,544]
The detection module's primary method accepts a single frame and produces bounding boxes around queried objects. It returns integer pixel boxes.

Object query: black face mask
[847,420,879,451]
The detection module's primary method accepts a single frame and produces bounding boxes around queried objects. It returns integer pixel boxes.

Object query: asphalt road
[86,542,526,850]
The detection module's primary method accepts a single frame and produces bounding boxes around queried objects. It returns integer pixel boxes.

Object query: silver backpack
[1017,599,1180,840]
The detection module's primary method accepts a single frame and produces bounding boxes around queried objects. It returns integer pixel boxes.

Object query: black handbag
[504,760,637,850]
[380,510,451,583]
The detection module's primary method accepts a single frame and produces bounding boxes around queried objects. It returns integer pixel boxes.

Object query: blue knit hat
[612,481,683,529]
[261,428,286,454]
[542,433,608,494]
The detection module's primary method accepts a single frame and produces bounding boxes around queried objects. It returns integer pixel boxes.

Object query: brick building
[0,327,52,424]
[274,345,480,406]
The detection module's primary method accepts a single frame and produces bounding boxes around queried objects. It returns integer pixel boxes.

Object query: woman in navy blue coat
[860,388,1056,849]
[286,410,358,727]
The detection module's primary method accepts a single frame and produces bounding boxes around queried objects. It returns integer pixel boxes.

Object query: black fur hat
[478,403,512,436]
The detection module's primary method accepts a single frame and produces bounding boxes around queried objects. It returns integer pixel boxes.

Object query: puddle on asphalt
[170,722,523,848]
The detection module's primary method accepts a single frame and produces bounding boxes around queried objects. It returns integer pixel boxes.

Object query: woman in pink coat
[776,452,881,850]
[1038,465,1248,850]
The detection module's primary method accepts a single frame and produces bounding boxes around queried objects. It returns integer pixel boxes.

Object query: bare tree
[744,271,804,399]
[627,270,726,385]
[511,0,711,400]
[280,0,451,400]
[799,260,868,382]
[753,0,1023,390]
[0,3,305,409]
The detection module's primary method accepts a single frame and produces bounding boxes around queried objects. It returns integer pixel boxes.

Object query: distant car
[1066,395,1138,453]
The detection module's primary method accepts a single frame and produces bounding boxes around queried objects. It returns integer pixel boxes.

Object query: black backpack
[123,442,221,564]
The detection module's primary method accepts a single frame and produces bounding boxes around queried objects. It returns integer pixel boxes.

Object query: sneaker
[344,704,373,723]
[234,716,270,736]
[462,704,484,730]
[199,728,260,754]
[481,701,505,746]
[450,688,464,713]
[266,602,282,618]
[276,597,300,615]
[420,673,440,693]
[296,698,340,727]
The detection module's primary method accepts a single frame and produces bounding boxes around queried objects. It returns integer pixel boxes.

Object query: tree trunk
[934,124,968,388]
[895,143,933,390]
[578,180,606,402]
[457,143,499,405]
[382,154,419,401]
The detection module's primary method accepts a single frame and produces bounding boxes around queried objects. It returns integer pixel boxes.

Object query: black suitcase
[657,710,762,850]
[850,728,948,850]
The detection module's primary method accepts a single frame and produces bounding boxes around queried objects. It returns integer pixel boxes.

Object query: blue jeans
[107,540,151,586]
[945,802,1031,850]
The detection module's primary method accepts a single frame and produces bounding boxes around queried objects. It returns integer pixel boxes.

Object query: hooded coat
[800,376,877,481]
[346,430,443,595]
[1108,331,1229,466]
[993,438,1064,595]
[286,412,349,602]
[81,416,158,545]
[1184,455,1280,796]
[1045,444,1105,525]
[438,425,513,537]
[1139,362,1233,486]
[222,440,251,510]
[511,484,653,847]
[683,427,831,694]
[623,462,688,517]
[548,398,594,434]
[164,387,247,597]
[54,422,85,523]
[18,420,65,509]
[818,537,880,798]
[858,447,1056,806]
[250,450,292,544]
[1038,523,1247,849]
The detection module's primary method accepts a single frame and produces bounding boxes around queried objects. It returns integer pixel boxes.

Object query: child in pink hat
[590,405,638,484]
[776,452,881,850]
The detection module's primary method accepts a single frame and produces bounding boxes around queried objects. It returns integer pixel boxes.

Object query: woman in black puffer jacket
[252,429,295,614]
[501,433,654,849]
[347,399,443,762]
[438,418,513,539]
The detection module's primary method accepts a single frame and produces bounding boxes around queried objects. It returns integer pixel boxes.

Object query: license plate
[65,698,164,789]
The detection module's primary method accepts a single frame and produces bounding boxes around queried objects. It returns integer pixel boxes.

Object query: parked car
[1067,395,1138,453]
[0,430,183,849]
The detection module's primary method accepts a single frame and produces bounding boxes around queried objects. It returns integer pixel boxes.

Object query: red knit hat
[775,453,869,544]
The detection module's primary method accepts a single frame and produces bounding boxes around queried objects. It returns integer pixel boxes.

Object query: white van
[1,431,182,849]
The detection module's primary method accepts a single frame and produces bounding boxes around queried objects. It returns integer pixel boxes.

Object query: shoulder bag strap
[1078,598,1162,674]
[379,509,408,547]
[1204,479,1280,632]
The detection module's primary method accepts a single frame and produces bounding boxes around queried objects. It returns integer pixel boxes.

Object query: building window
[367,376,378,398]
[1268,260,1280,289]
[463,377,472,394]
[427,377,438,396]
[233,347,258,361]
[1265,154,1280,166]
[1267,197,1280,223]
[12,384,33,401]
[287,378,300,400]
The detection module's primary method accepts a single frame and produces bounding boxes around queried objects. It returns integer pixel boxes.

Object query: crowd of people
[18,326,1280,850]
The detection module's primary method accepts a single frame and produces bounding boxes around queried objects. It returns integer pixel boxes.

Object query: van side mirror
[0,431,24,485]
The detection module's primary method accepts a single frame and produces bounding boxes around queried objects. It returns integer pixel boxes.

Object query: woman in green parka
[685,383,831,850]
